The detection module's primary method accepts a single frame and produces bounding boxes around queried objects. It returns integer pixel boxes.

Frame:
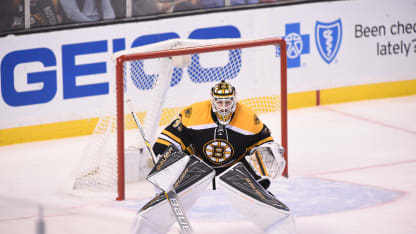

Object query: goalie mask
[211,80,237,125]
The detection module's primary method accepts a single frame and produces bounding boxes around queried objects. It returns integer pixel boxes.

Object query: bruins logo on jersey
[184,107,192,118]
[203,139,234,165]
[254,114,260,125]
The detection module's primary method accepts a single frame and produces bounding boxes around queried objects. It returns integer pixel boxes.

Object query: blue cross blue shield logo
[275,23,310,69]
[315,19,343,64]
[284,23,310,68]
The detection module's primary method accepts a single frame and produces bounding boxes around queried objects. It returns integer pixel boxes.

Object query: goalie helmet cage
[74,37,287,201]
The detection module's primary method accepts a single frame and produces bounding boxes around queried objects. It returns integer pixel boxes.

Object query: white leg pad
[265,214,296,234]
[217,162,295,233]
[132,156,215,234]
[131,213,169,234]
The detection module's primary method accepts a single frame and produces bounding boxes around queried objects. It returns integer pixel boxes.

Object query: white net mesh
[70,38,285,199]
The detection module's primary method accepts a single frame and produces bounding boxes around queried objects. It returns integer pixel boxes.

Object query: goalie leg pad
[146,145,191,191]
[265,214,296,234]
[132,155,215,234]
[218,162,294,232]
[131,211,167,234]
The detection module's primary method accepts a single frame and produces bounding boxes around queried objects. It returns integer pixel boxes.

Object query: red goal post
[70,37,287,201]
[115,38,288,200]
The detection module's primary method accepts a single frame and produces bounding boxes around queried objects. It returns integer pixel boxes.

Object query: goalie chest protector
[155,100,274,173]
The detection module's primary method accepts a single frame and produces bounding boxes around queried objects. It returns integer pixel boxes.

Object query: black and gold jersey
[153,100,274,175]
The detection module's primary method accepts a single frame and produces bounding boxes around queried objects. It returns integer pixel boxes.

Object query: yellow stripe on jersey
[156,138,172,147]
[179,100,265,136]
[156,137,195,156]
[162,129,186,150]
[229,103,264,134]
[246,136,274,153]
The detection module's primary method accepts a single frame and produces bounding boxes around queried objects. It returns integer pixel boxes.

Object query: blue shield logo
[315,19,342,64]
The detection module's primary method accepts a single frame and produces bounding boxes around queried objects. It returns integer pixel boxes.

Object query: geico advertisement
[0,0,415,128]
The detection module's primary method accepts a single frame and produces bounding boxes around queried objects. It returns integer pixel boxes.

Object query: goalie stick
[128,102,157,163]
[127,99,194,234]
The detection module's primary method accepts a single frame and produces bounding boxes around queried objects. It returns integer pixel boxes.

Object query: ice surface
[1,95,415,234]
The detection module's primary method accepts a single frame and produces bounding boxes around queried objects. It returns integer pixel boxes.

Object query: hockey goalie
[131,80,295,234]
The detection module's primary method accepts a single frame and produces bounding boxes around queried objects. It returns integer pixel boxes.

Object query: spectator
[200,0,258,8]
[110,0,126,18]
[111,0,177,18]
[132,0,204,16]
[0,0,21,33]
[30,0,65,26]
[132,0,168,16]
[172,0,202,12]
[1,0,66,33]
[60,0,115,22]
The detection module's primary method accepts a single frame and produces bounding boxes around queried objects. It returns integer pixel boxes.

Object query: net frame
[114,37,288,200]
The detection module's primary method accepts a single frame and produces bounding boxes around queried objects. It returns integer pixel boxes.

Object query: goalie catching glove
[249,142,286,179]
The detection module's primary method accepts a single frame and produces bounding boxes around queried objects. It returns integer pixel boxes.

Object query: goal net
[70,38,288,200]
